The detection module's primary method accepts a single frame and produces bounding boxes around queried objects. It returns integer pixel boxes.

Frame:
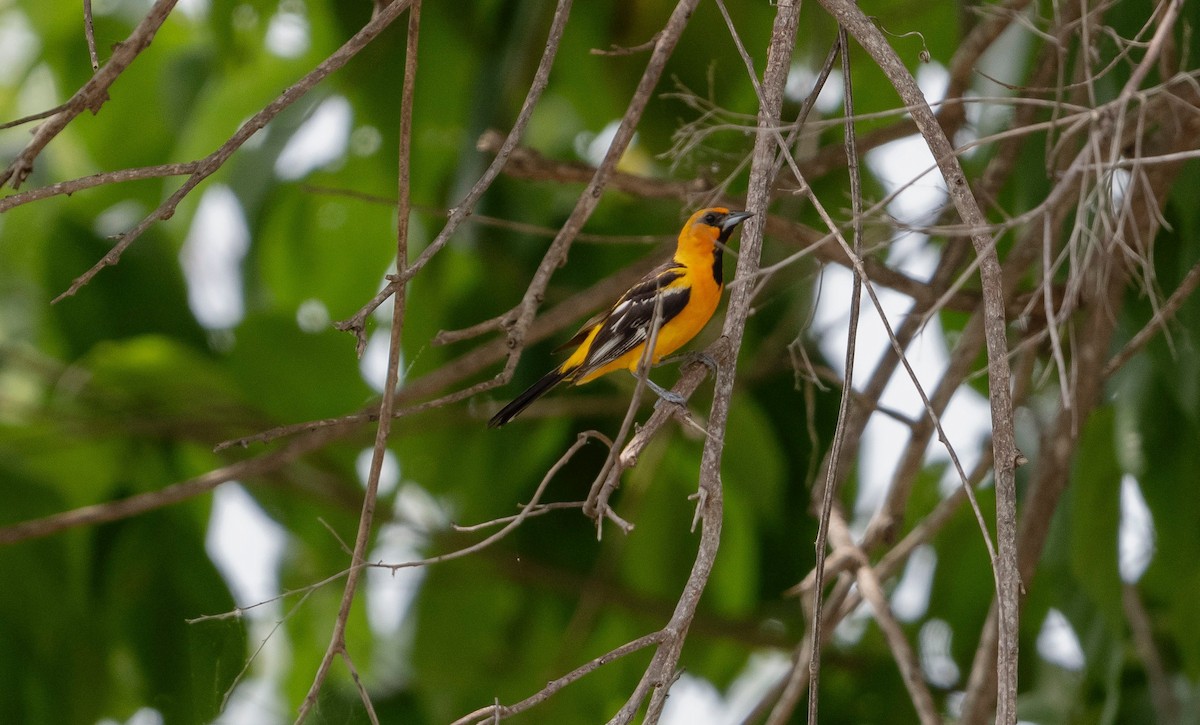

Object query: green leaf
[1067,406,1123,624]
[222,312,374,422]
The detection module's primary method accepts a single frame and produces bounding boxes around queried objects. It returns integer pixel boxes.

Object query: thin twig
[51,0,415,304]
[1105,258,1200,376]
[380,432,602,572]
[805,27,862,725]
[450,633,666,725]
[0,162,202,213]
[610,3,800,722]
[83,0,100,71]
[828,513,942,725]
[1,0,181,189]
[335,0,577,354]
[0,427,342,545]
[815,1,1023,718]
[450,500,590,533]
[296,3,420,720]
[0,103,69,131]
[340,650,381,725]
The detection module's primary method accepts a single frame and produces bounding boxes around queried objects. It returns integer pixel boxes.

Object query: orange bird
[489,207,753,427]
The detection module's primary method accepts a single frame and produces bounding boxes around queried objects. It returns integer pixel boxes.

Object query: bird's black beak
[720,211,754,237]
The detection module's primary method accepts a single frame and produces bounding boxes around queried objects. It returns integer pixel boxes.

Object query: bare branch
[335,0,577,353]
[829,513,942,725]
[451,633,666,725]
[83,0,100,72]
[0,427,344,546]
[0,163,202,212]
[805,27,863,725]
[611,3,801,722]
[296,3,421,720]
[1,0,181,189]
[50,0,415,303]
[815,0,1023,718]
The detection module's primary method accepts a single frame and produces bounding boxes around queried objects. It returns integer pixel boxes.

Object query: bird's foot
[646,378,687,407]
[629,371,687,408]
[662,350,719,376]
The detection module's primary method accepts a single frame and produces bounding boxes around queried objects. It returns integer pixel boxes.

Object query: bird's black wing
[575,261,690,378]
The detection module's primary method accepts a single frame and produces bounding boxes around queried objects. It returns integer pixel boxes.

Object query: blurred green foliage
[2,0,1200,724]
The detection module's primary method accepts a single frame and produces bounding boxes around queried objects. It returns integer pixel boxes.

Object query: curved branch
[813,0,1022,718]
[611,2,801,721]
[1,0,181,189]
[50,0,415,303]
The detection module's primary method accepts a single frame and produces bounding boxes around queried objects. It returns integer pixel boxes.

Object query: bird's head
[688,207,754,243]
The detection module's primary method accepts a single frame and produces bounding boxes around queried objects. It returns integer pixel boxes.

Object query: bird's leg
[660,350,719,377]
[629,370,687,407]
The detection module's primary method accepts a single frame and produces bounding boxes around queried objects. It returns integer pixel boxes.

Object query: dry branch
[297,3,422,719]
[1,0,181,189]
[813,0,1023,718]
[48,0,415,304]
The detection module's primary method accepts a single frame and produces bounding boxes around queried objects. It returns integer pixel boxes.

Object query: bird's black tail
[488,367,571,427]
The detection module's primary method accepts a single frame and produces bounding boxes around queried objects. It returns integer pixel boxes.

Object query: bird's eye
[703,212,719,225]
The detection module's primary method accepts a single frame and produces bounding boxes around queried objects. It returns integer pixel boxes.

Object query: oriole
[488,207,753,427]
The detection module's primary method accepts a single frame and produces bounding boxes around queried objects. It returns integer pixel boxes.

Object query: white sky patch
[661,655,797,725]
[295,298,330,333]
[866,63,950,228]
[366,523,426,636]
[265,2,310,58]
[1037,608,1085,671]
[274,95,352,180]
[205,484,287,609]
[662,674,723,725]
[365,484,450,636]
[866,137,943,229]
[576,120,635,168]
[1108,167,1132,214]
[964,14,1032,150]
[723,651,793,721]
[814,266,988,525]
[175,0,210,21]
[179,185,250,330]
[206,487,290,725]
[784,62,843,113]
[205,486,291,725]
[213,678,285,725]
[0,9,40,86]
[892,544,937,621]
[355,446,400,496]
[87,0,124,18]
[813,57,989,530]
[359,328,395,393]
[833,596,871,646]
[917,63,950,117]
[97,707,164,725]
[1119,474,1155,583]
[919,618,960,688]
[395,481,452,533]
[93,200,146,239]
